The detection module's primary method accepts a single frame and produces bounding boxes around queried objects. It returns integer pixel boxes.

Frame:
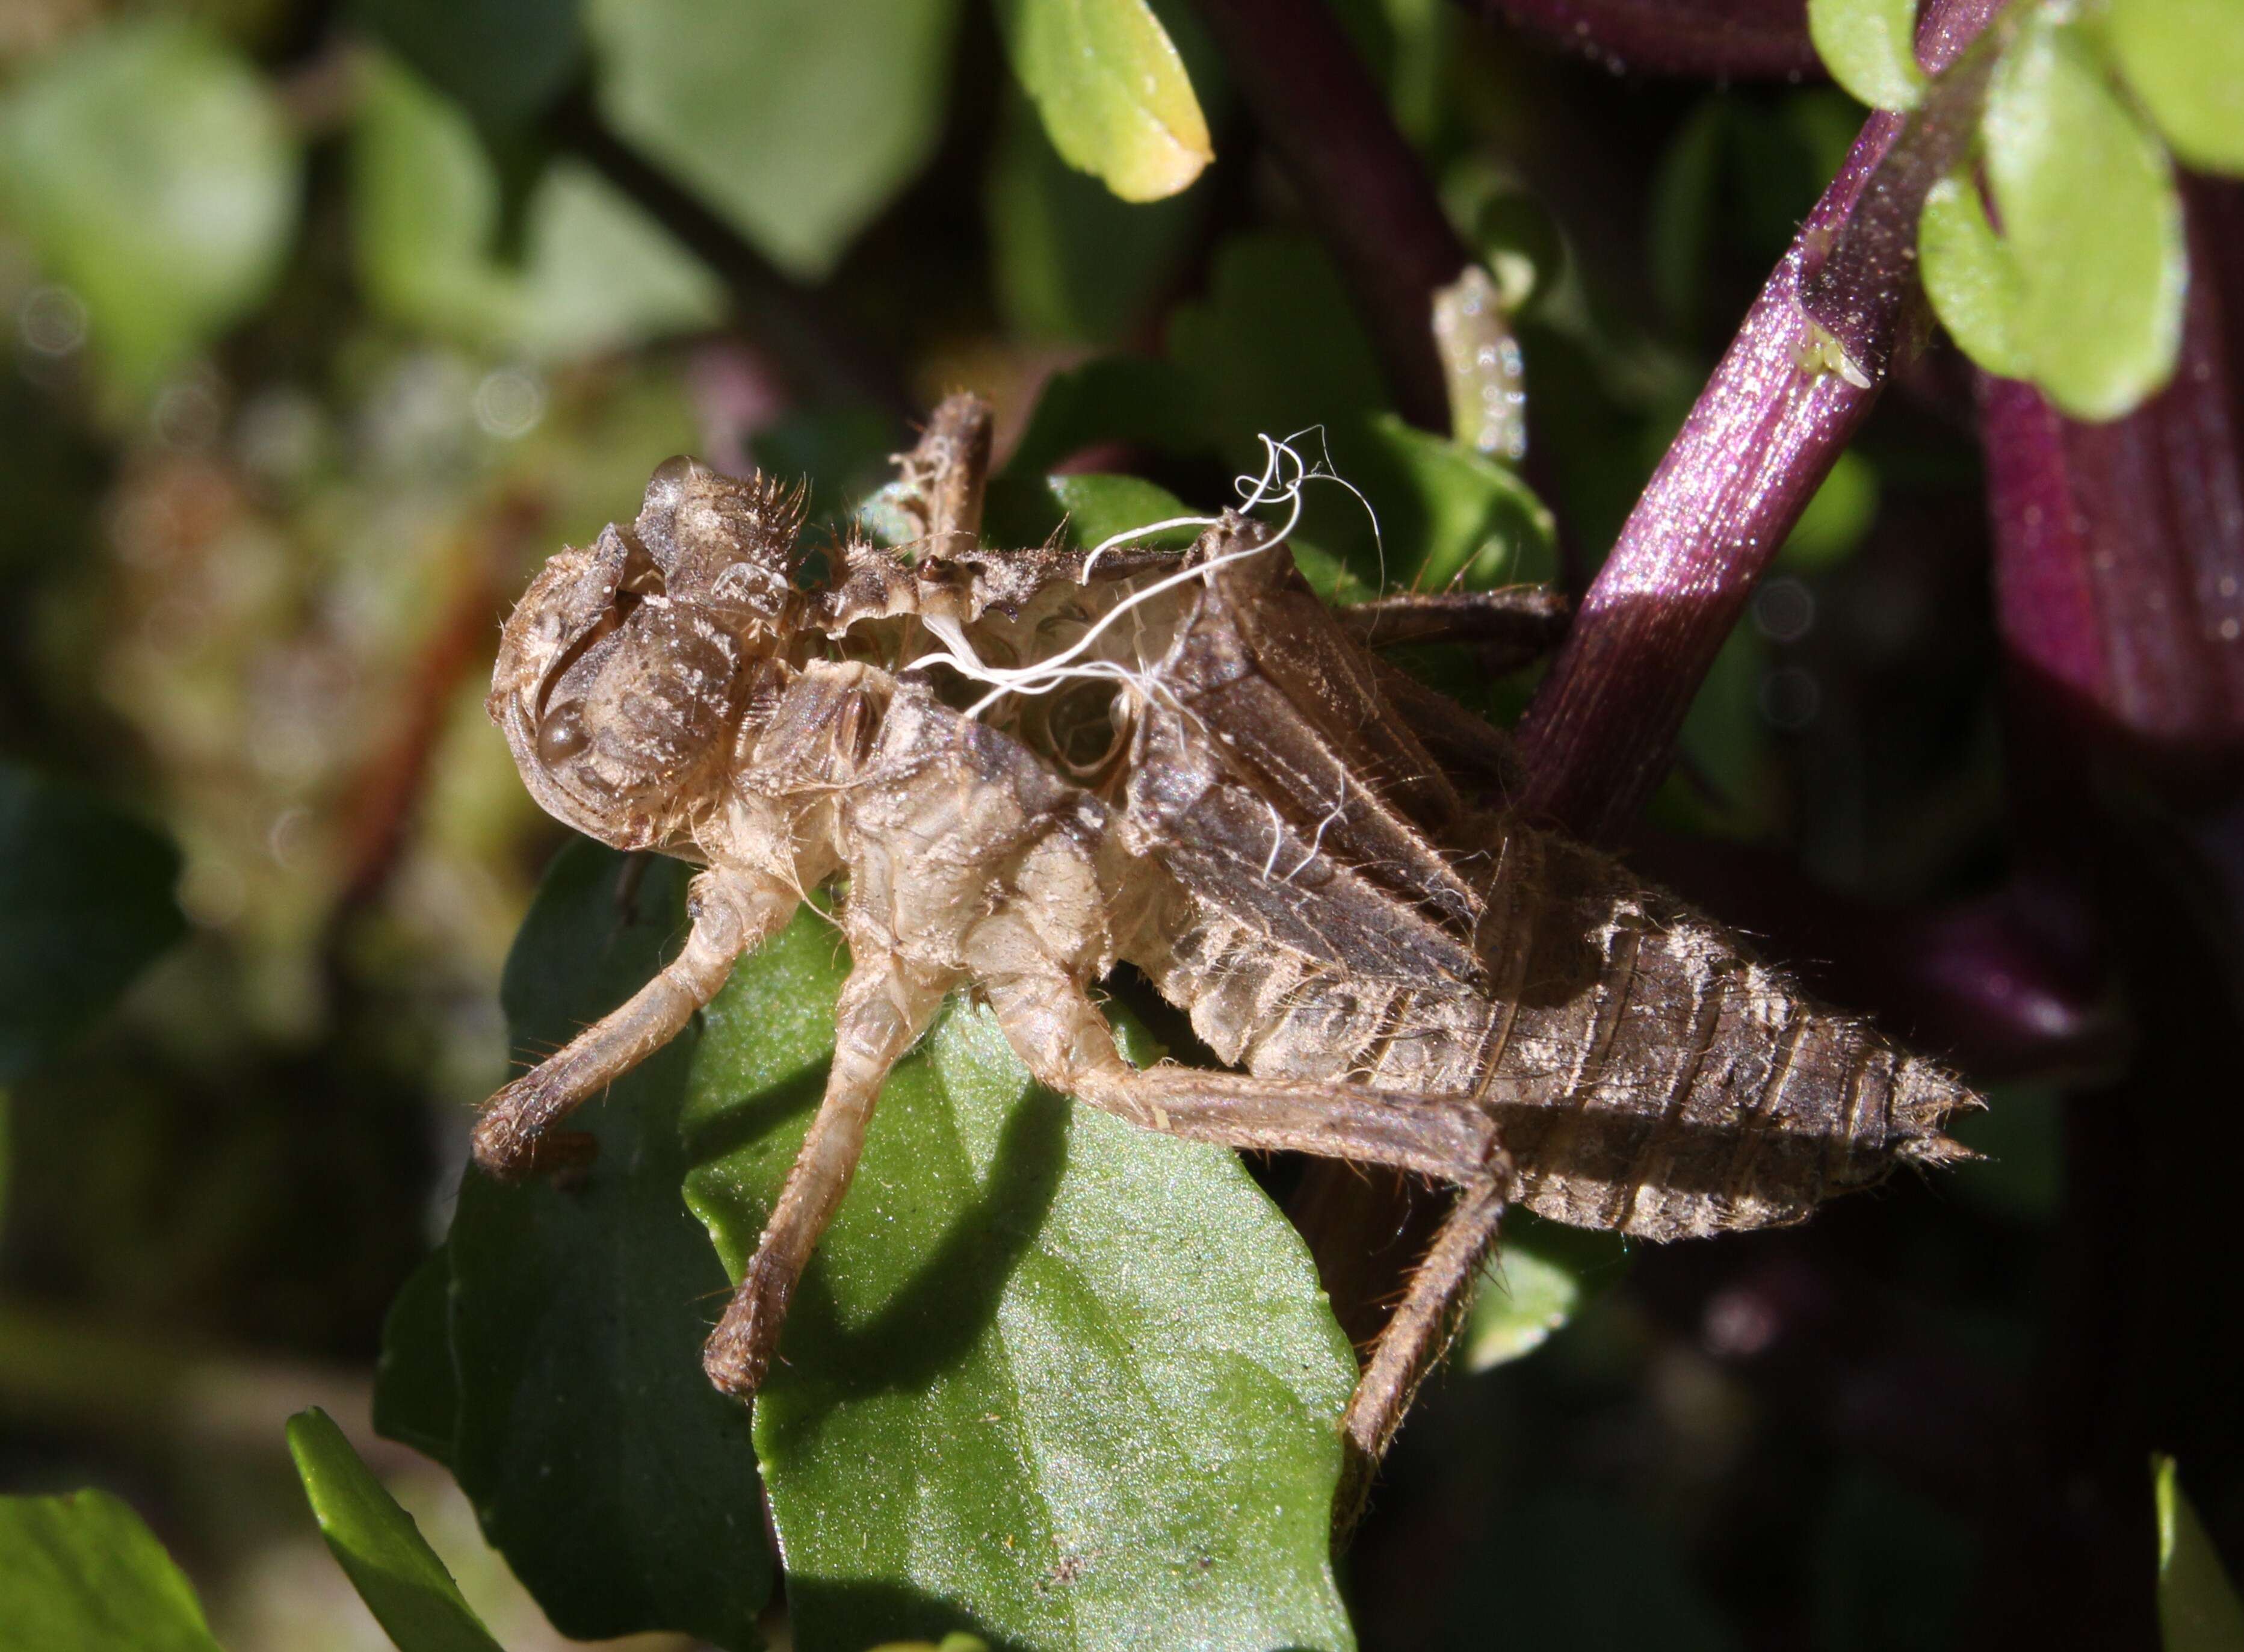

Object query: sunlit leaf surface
[682,911,1359,1652]
[287,1406,506,1652]
[1982,13,2185,419]
[996,0,1214,202]
[0,1490,223,1652]
[2107,0,2244,174]
[1808,0,1927,111]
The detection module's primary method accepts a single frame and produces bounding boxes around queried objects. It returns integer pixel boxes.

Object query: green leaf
[2107,0,2244,174]
[351,54,722,360]
[1462,1212,1630,1372]
[586,0,960,279]
[982,471,1203,554]
[1983,13,2186,420]
[372,1247,460,1469]
[1346,413,1556,590]
[1776,447,1881,570]
[353,0,583,133]
[2156,1455,2244,1652]
[1167,234,1389,466]
[435,841,772,1647]
[1809,0,1927,111]
[1919,172,2032,382]
[995,0,1213,203]
[988,89,1200,345]
[0,764,185,1086]
[0,17,299,392]
[287,1407,505,1652]
[680,917,1359,1651]
[1002,356,1203,478]
[0,1490,223,1652]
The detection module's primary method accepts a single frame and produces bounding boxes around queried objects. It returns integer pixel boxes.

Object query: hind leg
[979,970,1511,1474]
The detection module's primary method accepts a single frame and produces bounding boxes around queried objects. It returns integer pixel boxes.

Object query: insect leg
[894,391,992,553]
[1337,587,1571,667]
[1339,1174,1507,1472]
[981,969,1513,1479]
[701,957,952,1398]
[980,973,1506,1188]
[472,869,797,1181]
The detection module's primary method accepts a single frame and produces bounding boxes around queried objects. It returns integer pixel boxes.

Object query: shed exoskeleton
[479,394,1976,1478]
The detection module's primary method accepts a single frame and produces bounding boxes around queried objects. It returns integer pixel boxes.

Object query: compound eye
[536,699,591,767]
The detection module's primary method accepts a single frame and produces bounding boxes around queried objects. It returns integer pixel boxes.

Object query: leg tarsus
[702,957,950,1400]
[1335,1168,1511,1529]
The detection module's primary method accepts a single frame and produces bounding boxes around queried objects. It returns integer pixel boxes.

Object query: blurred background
[0,0,2230,1647]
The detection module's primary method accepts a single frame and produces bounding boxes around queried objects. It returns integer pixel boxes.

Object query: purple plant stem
[1513,0,2004,841]
[1189,0,1475,431]
[1456,0,1822,79]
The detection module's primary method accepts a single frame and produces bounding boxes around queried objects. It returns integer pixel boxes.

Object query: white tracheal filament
[905,432,1378,723]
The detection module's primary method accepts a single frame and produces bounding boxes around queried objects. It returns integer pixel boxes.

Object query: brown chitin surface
[1120,522,1976,1239]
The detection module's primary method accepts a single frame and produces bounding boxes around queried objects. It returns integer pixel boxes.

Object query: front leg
[472,868,797,1180]
[701,954,954,1397]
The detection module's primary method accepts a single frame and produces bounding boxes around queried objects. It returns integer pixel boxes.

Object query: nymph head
[489,456,805,849]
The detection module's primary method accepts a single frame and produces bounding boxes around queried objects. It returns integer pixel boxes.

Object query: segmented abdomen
[1141,815,1973,1242]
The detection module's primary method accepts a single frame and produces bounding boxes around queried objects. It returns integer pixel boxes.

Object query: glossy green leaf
[1809,0,1927,111]
[1983,13,2186,420]
[0,764,185,1086]
[0,1490,223,1652]
[982,471,1202,555]
[287,1407,505,1652]
[587,0,959,279]
[352,55,721,360]
[995,0,1213,203]
[371,1247,460,1470]
[681,916,1359,1651]
[0,17,298,391]
[1920,171,2031,382]
[988,90,1199,345]
[1463,1212,1630,1372]
[2156,1455,2244,1652]
[2108,0,2244,174]
[354,0,583,132]
[433,842,772,1648]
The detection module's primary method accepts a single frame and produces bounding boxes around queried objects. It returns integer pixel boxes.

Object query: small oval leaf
[286,1408,506,1652]
[1919,170,2032,382]
[1983,13,2187,419]
[1808,0,1928,111]
[996,0,1214,203]
[2107,0,2244,175]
